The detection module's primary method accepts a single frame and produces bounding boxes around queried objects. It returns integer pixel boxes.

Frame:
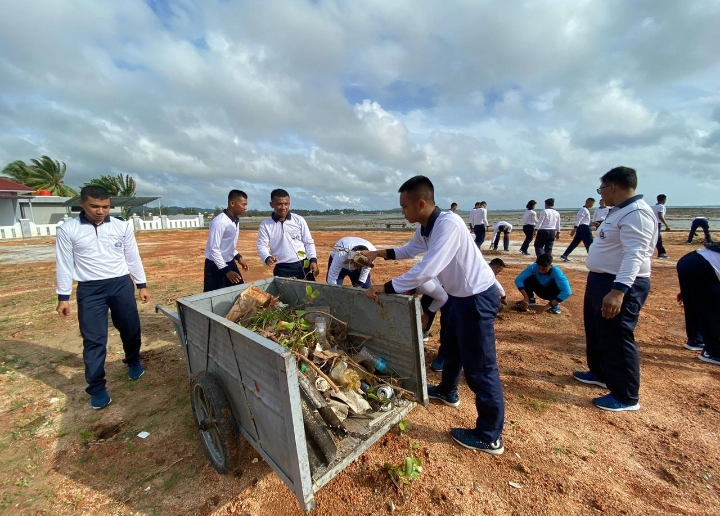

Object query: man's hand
[555,232,561,240]
[543,302,555,312]
[265,256,278,266]
[365,285,384,302]
[421,312,429,329]
[676,292,683,304]
[138,288,151,303]
[500,295,508,306]
[601,289,624,319]
[664,226,671,231]
[570,228,576,237]
[516,299,529,311]
[310,262,320,277]
[225,271,243,284]
[358,250,380,264]
[238,258,250,271]
[56,300,71,317]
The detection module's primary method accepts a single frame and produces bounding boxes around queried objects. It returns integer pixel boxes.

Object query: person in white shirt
[364,176,505,455]
[326,236,376,288]
[560,197,596,262]
[468,201,488,249]
[489,221,513,251]
[257,189,319,280]
[55,186,151,410]
[533,198,561,257]
[591,199,610,228]
[676,243,720,364]
[519,200,538,256]
[450,202,458,213]
[651,194,670,259]
[203,190,250,292]
[686,217,713,245]
[573,166,658,412]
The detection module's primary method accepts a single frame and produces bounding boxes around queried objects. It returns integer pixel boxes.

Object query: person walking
[519,200,538,256]
[533,198,561,256]
[651,194,670,259]
[55,186,151,410]
[591,199,610,228]
[203,190,250,292]
[257,188,319,280]
[573,166,658,412]
[514,254,572,314]
[364,176,505,454]
[489,221,512,251]
[326,236,376,288]
[560,197,595,262]
[469,201,488,249]
[676,243,720,364]
[685,217,713,244]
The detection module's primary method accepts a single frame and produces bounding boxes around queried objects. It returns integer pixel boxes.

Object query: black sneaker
[429,355,444,372]
[573,371,607,389]
[90,389,112,410]
[699,350,720,366]
[684,341,704,351]
[559,255,570,262]
[528,297,537,305]
[658,254,669,259]
[427,385,460,407]
[450,428,504,455]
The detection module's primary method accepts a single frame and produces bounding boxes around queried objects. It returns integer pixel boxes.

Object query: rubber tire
[189,371,242,474]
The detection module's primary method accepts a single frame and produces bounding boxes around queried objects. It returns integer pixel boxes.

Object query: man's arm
[55,226,74,316]
[123,223,150,302]
[256,221,275,266]
[325,252,344,285]
[658,211,670,230]
[299,218,319,276]
[207,219,230,271]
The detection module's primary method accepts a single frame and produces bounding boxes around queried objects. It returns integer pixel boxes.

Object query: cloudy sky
[1,0,719,210]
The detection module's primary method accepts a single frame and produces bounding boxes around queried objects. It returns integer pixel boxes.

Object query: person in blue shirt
[513,253,572,314]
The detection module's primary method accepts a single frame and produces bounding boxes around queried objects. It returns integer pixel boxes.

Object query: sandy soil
[0,228,718,515]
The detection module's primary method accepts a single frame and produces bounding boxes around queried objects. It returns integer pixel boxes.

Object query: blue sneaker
[128,362,145,380]
[699,350,720,366]
[572,371,607,389]
[593,393,640,412]
[684,341,704,351]
[422,331,430,342]
[429,355,444,372]
[450,428,504,455]
[91,390,112,410]
[549,304,561,315]
[427,385,459,407]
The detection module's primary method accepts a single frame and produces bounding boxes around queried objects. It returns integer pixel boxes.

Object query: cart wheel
[189,371,241,474]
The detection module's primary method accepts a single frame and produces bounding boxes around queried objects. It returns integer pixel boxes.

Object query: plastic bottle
[314,317,328,352]
[358,347,396,376]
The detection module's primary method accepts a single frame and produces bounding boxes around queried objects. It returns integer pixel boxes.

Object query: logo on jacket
[114,241,123,248]
[599,229,605,239]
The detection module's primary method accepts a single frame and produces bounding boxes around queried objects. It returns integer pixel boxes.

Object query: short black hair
[536,253,553,267]
[398,175,434,203]
[81,185,110,201]
[586,197,596,204]
[526,200,536,210]
[351,245,369,252]
[228,190,247,203]
[450,202,458,208]
[474,202,481,208]
[489,258,505,268]
[545,198,555,207]
[601,166,637,190]
[270,188,290,200]
[479,201,487,206]
[657,194,667,202]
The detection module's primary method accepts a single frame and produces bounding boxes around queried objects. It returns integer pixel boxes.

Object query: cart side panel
[273,278,428,404]
[178,304,211,375]
[178,294,312,509]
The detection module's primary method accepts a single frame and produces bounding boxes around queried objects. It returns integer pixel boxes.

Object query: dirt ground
[0,228,718,516]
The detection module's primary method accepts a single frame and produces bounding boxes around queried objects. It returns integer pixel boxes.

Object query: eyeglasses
[596,185,611,195]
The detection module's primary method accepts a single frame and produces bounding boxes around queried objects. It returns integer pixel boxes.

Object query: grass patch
[162,471,181,491]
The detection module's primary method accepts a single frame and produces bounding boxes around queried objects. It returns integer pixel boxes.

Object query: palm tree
[116,173,136,197]
[28,156,77,196]
[2,160,35,186]
[84,175,120,195]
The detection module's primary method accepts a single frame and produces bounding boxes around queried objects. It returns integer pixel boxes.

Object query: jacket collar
[79,211,111,225]
[223,209,239,224]
[271,212,292,222]
[614,194,643,210]
[421,207,442,238]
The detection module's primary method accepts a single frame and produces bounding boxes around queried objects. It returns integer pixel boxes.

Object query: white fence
[0,214,205,240]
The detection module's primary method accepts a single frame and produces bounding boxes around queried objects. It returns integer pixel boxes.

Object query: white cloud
[0,0,719,209]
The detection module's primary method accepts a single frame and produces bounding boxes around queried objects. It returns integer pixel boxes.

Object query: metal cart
[157,277,428,511]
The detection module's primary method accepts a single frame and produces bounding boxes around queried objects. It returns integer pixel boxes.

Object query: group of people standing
[54,170,719,460]
[467,197,611,260]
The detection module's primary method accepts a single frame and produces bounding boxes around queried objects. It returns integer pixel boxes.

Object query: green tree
[2,160,35,185]
[2,156,77,196]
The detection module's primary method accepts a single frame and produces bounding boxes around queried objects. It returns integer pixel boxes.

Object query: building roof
[0,178,34,192]
[63,196,160,208]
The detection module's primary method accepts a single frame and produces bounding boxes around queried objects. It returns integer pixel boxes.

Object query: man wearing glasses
[572,167,658,412]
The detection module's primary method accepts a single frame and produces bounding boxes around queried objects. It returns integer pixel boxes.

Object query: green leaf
[297,251,306,258]
[305,285,313,297]
[404,457,414,476]
[303,259,310,268]
[295,310,307,316]
[300,319,311,331]
[411,443,420,450]
[311,290,320,299]
[398,420,408,431]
